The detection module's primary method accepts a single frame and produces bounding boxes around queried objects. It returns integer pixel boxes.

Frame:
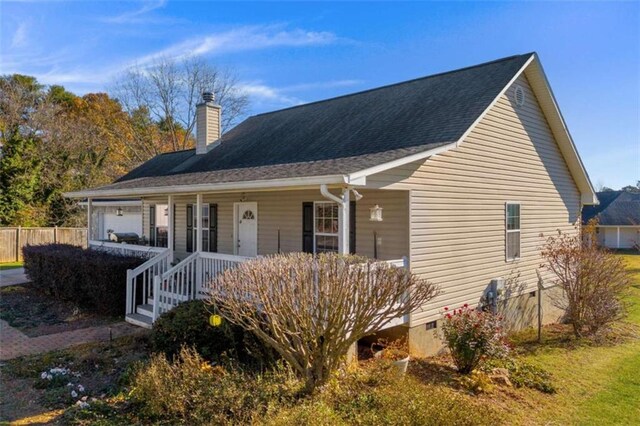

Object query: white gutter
[320,184,344,204]
[65,174,348,198]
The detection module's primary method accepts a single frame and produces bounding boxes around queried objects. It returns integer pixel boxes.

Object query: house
[79,199,143,241]
[583,191,640,249]
[66,52,596,355]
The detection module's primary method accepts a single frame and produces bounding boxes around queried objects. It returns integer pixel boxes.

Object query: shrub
[541,221,632,337]
[23,244,143,316]
[441,304,508,374]
[483,358,556,394]
[151,300,278,367]
[129,347,300,425]
[211,252,439,393]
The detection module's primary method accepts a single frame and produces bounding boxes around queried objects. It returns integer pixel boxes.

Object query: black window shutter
[149,205,156,246]
[209,204,218,253]
[349,201,356,254]
[302,202,314,253]
[172,204,176,249]
[186,204,193,253]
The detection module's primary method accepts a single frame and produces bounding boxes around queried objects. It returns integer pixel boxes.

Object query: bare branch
[207,253,439,393]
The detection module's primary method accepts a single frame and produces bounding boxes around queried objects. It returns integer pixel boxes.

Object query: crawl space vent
[514,85,526,107]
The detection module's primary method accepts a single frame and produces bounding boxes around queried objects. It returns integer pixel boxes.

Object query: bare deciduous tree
[111,56,249,151]
[208,253,439,393]
[540,221,632,338]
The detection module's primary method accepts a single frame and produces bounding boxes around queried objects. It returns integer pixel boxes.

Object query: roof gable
[68,52,596,202]
[583,191,640,225]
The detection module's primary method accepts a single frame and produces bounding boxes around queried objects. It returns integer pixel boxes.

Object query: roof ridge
[159,148,195,156]
[252,52,535,118]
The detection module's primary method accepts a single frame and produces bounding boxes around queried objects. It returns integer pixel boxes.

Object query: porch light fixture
[369,204,383,222]
[116,207,123,217]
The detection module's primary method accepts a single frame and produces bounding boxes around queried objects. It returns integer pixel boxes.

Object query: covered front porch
[87,186,410,328]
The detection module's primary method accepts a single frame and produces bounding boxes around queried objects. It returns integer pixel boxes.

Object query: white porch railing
[379,256,410,330]
[152,252,251,321]
[89,240,165,259]
[125,248,172,314]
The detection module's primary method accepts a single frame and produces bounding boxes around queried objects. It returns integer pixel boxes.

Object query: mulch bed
[0,284,118,337]
[0,335,150,423]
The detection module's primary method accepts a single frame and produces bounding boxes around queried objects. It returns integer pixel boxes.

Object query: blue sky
[1,1,638,189]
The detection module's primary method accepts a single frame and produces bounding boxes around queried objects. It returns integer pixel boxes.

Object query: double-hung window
[505,202,521,261]
[186,203,217,252]
[314,201,339,253]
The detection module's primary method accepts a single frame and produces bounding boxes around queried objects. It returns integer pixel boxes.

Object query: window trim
[153,204,169,248]
[186,203,211,252]
[505,201,521,262]
[313,201,339,254]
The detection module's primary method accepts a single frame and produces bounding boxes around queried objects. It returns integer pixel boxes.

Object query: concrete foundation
[388,285,567,357]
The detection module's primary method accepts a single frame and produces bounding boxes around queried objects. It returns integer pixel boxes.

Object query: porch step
[125,313,153,329]
[136,304,154,318]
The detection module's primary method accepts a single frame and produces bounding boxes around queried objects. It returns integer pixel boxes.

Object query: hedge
[23,244,144,316]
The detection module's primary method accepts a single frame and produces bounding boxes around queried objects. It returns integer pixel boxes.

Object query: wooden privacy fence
[0,227,87,263]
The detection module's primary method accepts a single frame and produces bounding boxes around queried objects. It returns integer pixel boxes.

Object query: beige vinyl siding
[141,189,409,261]
[370,74,581,326]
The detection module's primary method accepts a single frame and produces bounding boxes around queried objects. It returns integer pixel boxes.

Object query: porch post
[86,197,92,245]
[617,227,621,249]
[339,189,350,255]
[196,193,203,252]
[167,195,174,261]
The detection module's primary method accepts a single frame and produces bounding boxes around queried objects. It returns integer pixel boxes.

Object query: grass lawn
[501,253,640,425]
[0,261,23,271]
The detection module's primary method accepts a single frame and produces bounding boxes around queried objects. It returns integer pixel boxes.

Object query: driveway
[0,268,29,287]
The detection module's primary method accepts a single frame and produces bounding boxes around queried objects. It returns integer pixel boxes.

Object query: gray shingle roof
[104,53,534,192]
[583,191,640,226]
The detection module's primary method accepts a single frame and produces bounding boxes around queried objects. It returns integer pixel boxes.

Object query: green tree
[0,132,43,225]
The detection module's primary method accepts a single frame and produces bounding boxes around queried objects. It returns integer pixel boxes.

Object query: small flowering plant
[441,304,508,374]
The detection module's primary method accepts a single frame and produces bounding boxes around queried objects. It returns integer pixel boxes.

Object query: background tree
[540,221,632,338]
[209,253,439,393]
[111,56,249,152]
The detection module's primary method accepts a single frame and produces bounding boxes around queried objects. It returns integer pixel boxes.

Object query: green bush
[441,304,509,374]
[22,244,144,316]
[151,300,278,367]
[483,358,556,394]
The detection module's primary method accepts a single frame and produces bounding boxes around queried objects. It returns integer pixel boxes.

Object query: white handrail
[152,252,251,321]
[125,248,172,314]
[153,252,199,321]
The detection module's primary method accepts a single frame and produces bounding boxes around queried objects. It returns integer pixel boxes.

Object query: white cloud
[11,22,28,48]
[239,83,304,107]
[1,23,344,97]
[134,25,339,66]
[101,0,168,24]
[239,79,363,109]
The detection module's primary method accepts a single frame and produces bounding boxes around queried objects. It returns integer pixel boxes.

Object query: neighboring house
[79,199,143,241]
[66,53,597,355]
[583,191,640,249]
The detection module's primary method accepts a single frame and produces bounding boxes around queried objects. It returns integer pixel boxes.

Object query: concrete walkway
[0,267,29,287]
[0,320,146,361]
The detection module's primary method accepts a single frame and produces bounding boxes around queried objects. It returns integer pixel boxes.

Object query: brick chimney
[195,91,221,155]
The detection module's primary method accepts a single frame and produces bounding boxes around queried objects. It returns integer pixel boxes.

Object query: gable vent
[514,85,526,107]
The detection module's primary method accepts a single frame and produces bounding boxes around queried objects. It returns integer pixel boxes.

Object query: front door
[235,202,258,257]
